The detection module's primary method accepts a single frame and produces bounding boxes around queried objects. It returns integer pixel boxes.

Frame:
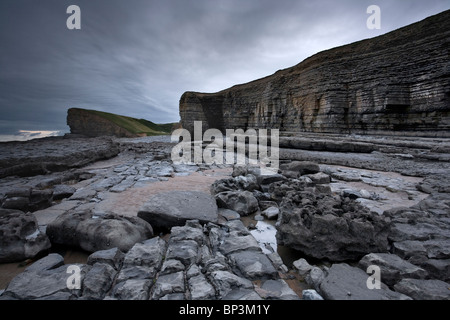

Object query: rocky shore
[0,134,449,300]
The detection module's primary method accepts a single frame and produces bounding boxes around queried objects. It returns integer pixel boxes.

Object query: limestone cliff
[180,10,450,137]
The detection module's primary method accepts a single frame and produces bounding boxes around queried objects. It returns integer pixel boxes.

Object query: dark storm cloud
[0,0,449,137]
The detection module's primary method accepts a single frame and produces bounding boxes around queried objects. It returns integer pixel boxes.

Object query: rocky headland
[67,108,177,138]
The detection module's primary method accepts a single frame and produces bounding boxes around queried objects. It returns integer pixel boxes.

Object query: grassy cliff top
[71,108,177,136]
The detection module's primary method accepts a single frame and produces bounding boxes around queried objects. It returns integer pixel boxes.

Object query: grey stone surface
[160,259,185,276]
[46,210,153,252]
[2,257,87,300]
[0,208,51,263]
[419,259,450,282]
[262,206,279,220]
[166,240,199,266]
[218,208,241,221]
[82,263,116,300]
[110,279,152,300]
[209,270,253,297]
[305,267,325,292]
[219,233,260,255]
[215,190,259,216]
[280,161,320,177]
[302,289,324,300]
[258,279,301,300]
[1,218,300,300]
[229,250,278,280]
[188,274,216,300]
[394,279,450,300]
[305,172,331,184]
[275,180,390,261]
[52,184,76,200]
[122,237,166,269]
[358,253,428,286]
[25,253,65,273]
[151,271,185,299]
[138,191,218,230]
[293,258,313,276]
[319,263,411,300]
[87,247,125,270]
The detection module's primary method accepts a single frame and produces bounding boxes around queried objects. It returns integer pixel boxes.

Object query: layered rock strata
[0,136,120,178]
[180,10,450,137]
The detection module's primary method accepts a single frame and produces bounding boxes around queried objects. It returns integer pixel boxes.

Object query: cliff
[180,10,450,137]
[67,108,176,138]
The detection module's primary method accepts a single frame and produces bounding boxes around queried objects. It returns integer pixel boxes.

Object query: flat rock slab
[138,191,218,230]
[319,263,411,300]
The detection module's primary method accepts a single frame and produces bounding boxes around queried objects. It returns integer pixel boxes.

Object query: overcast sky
[0,0,449,139]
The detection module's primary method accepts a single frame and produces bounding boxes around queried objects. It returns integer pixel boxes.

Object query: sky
[0,0,449,141]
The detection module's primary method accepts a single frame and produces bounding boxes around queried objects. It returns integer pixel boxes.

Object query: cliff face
[180,10,450,137]
[67,108,139,138]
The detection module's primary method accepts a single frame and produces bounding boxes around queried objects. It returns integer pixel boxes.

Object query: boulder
[302,289,324,300]
[261,206,279,220]
[229,250,278,280]
[46,210,153,253]
[293,258,313,277]
[419,259,450,282]
[305,172,331,184]
[276,189,390,261]
[319,263,411,300]
[138,191,218,231]
[305,267,325,292]
[257,279,300,300]
[2,254,88,300]
[394,279,450,300]
[0,208,51,263]
[215,191,259,216]
[218,208,241,221]
[280,161,320,178]
[358,253,427,286]
[1,197,29,211]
